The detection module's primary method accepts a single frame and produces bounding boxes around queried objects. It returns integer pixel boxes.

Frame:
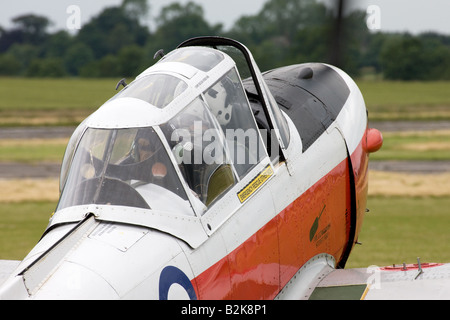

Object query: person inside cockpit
[119,129,168,183]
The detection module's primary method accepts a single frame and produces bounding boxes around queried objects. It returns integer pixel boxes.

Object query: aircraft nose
[0,212,191,299]
[32,262,119,299]
[0,215,120,299]
[0,260,118,299]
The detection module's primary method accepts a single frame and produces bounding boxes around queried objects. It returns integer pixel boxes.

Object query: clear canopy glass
[57,127,194,215]
[160,47,224,72]
[161,97,236,208]
[203,68,264,178]
[115,74,188,109]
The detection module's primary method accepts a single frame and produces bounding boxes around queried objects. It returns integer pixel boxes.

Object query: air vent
[298,67,313,79]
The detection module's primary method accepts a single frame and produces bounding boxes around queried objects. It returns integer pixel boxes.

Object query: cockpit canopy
[115,74,188,109]
[58,44,270,217]
[161,46,224,72]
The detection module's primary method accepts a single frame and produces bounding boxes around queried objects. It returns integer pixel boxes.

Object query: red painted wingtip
[364,128,383,153]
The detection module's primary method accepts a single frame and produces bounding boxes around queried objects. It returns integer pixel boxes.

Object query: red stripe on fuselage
[192,139,368,300]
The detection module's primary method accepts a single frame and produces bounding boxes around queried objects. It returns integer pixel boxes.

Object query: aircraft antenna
[153,49,165,60]
[115,78,128,90]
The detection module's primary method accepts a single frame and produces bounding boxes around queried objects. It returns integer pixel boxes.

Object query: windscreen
[57,127,193,215]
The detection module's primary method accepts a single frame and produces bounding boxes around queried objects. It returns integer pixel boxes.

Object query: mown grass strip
[358,80,450,121]
[0,77,117,111]
[347,196,450,268]
[0,179,59,203]
[0,77,117,127]
[0,201,56,260]
[358,81,450,108]
[0,138,68,163]
[371,129,450,161]
[368,171,450,197]
[1,78,450,125]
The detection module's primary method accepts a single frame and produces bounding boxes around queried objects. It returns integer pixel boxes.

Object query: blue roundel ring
[159,266,197,300]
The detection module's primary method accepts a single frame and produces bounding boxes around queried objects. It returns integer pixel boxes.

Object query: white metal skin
[0,40,368,300]
[314,261,450,300]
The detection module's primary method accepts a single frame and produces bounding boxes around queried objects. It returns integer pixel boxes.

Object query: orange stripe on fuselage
[193,140,368,300]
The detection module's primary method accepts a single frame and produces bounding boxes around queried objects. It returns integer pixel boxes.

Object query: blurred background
[1,0,449,79]
[0,0,449,268]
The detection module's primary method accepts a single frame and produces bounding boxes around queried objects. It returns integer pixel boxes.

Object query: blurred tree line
[0,0,449,80]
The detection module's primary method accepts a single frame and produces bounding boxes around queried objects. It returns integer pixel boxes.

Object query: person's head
[136,137,154,161]
[133,128,162,162]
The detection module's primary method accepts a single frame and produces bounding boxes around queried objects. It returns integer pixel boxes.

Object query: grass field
[0,78,450,125]
[346,196,450,268]
[0,201,55,260]
[0,77,115,110]
[370,130,450,161]
[358,80,450,121]
[0,77,116,126]
[0,138,68,163]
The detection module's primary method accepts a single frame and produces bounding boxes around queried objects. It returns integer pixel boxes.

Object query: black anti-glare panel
[245,63,350,152]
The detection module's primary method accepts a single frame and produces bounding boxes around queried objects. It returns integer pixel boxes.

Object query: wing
[312,262,450,300]
[276,254,450,300]
[0,260,21,286]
